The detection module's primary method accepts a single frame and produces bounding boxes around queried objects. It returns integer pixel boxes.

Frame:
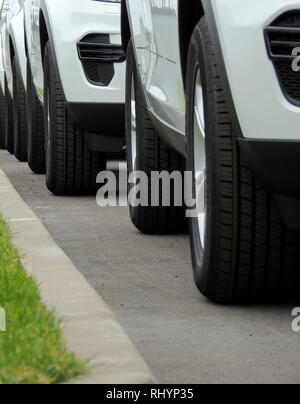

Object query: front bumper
[211,0,300,141]
[44,0,125,104]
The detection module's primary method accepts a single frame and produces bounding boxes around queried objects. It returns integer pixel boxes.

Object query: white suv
[122,0,300,303]
[0,0,7,150]
[24,0,125,195]
[0,0,27,159]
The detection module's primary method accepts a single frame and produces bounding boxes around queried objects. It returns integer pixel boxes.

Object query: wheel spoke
[131,75,137,172]
[193,69,207,249]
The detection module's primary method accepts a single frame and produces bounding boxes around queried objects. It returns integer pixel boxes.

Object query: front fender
[200,0,243,139]
[205,0,300,141]
[0,30,5,92]
[9,9,27,90]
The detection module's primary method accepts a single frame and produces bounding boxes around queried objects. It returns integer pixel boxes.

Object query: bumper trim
[238,138,300,197]
[65,102,125,136]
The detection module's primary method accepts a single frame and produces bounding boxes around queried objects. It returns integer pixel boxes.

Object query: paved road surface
[1,149,300,384]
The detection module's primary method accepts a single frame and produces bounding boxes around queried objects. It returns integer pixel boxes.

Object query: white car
[24,0,125,195]
[0,0,27,159]
[0,0,6,150]
[122,0,300,303]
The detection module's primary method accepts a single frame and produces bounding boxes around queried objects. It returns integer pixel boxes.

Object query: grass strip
[0,215,87,384]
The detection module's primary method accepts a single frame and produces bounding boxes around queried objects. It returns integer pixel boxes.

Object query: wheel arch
[178,0,205,86]
[39,10,49,66]
[180,0,244,140]
[121,0,131,51]
[24,24,28,58]
[38,6,67,103]
[8,35,15,62]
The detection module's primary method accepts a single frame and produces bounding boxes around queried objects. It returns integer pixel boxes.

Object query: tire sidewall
[44,43,55,188]
[4,75,14,154]
[26,59,33,159]
[186,21,219,297]
[125,40,140,224]
[12,57,19,153]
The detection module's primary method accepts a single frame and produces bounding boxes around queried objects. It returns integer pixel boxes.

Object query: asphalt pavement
[1,149,300,384]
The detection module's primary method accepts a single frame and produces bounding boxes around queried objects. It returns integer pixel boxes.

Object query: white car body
[125,0,186,154]
[24,0,125,105]
[22,0,126,150]
[125,0,300,147]
[0,0,5,93]
[0,0,27,96]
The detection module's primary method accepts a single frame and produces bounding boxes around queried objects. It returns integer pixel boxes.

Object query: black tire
[0,84,6,149]
[12,56,28,162]
[4,75,14,154]
[125,40,187,234]
[27,59,45,174]
[186,17,300,304]
[43,42,106,196]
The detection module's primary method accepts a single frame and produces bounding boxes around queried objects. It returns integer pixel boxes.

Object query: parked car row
[1,0,300,304]
[0,0,125,196]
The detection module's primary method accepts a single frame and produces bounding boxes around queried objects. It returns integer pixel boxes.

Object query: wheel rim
[130,72,137,172]
[129,72,138,207]
[193,68,207,249]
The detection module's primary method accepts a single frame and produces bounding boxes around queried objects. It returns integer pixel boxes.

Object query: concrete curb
[0,168,155,384]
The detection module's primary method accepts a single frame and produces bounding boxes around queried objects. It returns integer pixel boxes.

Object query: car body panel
[1,0,27,96]
[126,0,185,136]
[0,0,6,92]
[24,0,125,105]
[211,0,300,141]
[126,0,300,143]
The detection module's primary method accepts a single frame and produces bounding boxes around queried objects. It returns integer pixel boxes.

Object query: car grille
[265,11,300,105]
[77,34,125,86]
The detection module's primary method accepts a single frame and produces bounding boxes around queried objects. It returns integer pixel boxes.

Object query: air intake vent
[77,34,125,87]
[265,11,300,105]
[77,34,125,64]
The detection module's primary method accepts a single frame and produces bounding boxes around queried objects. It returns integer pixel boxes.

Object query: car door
[127,0,185,135]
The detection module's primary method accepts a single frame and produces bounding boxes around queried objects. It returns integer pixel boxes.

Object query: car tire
[186,17,300,303]
[27,59,45,174]
[0,84,6,149]
[12,56,28,162]
[125,39,187,234]
[43,42,106,196]
[4,75,14,155]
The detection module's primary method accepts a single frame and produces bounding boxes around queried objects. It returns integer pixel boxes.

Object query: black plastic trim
[264,11,300,107]
[148,110,186,157]
[275,194,300,230]
[238,138,300,197]
[201,0,244,139]
[265,26,300,61]
[85,133,124,153]
[77,34,125,87]
[121,0,131,52]
[39,4,66,103]
[65,102,125,137]
[77,41,125,63]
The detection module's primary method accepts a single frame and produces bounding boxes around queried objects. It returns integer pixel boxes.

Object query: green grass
[0,215,87,384]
